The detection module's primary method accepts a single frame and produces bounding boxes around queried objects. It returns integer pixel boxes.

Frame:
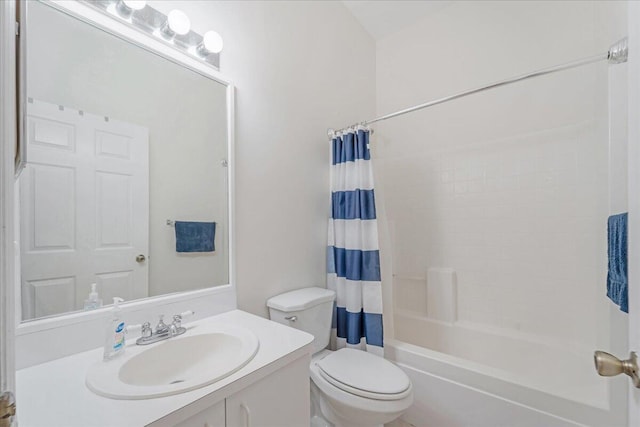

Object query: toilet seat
[309,351,414,426]
[315,348,411,401]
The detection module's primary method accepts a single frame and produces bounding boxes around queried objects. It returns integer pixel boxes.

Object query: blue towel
[607,213,628,313]
[175,221,216,253]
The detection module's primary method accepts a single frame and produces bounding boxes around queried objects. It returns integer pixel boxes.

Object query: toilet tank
[267,287,336,354]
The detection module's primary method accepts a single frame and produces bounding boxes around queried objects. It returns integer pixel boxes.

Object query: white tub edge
[385,339,626,427]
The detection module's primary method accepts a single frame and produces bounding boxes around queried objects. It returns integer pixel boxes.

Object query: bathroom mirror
[17,1,231,321]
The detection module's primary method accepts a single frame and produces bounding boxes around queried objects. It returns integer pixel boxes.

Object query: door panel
[29,163,75,250]
[22,277,75,320]
[30,116,75,150]
[95,171,133,247]
[96,270,135,304]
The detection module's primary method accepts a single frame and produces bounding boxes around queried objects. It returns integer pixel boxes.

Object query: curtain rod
[328,38,628,140]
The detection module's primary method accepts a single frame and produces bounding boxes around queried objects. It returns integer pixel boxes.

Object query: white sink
[86,324,259,399]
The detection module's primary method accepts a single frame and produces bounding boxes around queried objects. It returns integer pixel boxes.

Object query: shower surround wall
[374,1,628,425]
[387,122,604,342]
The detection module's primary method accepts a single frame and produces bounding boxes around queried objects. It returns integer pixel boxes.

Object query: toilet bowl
[267,287,413,427]
[310,349,413,427]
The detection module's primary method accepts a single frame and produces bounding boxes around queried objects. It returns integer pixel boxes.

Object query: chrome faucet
[129,310,195,345]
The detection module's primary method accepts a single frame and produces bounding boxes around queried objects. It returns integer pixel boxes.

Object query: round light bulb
[202,31,224,54]
[167,10,191,36]
[122,0,146,10]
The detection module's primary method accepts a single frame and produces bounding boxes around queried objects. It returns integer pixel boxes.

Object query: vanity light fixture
[197,30,224,56]
[84,0,221,69]
[114,0,146,19]
[160,9,191,40]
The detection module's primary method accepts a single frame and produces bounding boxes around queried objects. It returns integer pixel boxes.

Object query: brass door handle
[594,351,640,388]
[136,254,146,263]
[0,392,16,427]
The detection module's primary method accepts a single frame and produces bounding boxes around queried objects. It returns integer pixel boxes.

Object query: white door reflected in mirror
[20,99,149,319]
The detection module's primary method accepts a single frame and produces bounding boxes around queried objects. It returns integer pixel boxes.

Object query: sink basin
[86,324,259,399]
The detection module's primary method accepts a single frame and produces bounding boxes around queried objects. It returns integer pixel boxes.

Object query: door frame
[0,0,17,400]
[628,1,640,425]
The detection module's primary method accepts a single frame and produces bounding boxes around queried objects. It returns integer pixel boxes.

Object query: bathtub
[384,312,627,427]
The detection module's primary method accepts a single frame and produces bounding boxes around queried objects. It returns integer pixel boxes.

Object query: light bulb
[114,0,146,18]
[197,30,224,56]
[122,0,146,10]
[167,10,191,36]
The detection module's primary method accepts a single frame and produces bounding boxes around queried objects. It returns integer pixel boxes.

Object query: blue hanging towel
[175,221,216,253]
[607,213,628,313]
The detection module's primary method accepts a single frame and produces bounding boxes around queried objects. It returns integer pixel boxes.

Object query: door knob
[594,350,640,388]
[136,254,146,263]
[0,392,16,427]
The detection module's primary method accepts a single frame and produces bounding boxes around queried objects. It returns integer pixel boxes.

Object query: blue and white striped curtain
[327,127,383,356]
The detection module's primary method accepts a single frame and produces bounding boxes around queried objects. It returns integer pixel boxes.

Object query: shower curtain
[327,127,383,356]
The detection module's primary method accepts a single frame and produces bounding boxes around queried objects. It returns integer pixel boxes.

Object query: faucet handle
[141,322,152,338]
[126,322,152,339]
[170,310,194,336]
[172,314,182,329]
[172,310,195,328]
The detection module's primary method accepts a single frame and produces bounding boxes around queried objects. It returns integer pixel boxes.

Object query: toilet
[267,287,413,427]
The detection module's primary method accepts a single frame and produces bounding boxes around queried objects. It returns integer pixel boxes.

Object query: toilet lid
[316,348,411,400]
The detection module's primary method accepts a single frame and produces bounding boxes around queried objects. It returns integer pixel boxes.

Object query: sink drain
[169,380,185,385]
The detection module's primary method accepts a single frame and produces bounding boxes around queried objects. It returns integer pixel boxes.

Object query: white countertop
[16,310,314,427]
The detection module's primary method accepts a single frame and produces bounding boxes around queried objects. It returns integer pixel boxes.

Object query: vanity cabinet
[173,355,310,427]
[225,355,309,427]
[176,401,225,427]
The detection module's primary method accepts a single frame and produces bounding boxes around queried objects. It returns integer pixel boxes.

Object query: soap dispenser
[83,283,102,310]
[103,297,126,361]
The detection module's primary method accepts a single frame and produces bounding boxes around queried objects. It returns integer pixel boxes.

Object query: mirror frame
[15,0,236,334]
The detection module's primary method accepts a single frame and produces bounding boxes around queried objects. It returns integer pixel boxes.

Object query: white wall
[148,1,376,316]
[26,1,229,300]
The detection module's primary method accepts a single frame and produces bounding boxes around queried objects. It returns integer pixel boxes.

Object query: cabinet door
[174,400,225,427]
[226,355,310,427]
